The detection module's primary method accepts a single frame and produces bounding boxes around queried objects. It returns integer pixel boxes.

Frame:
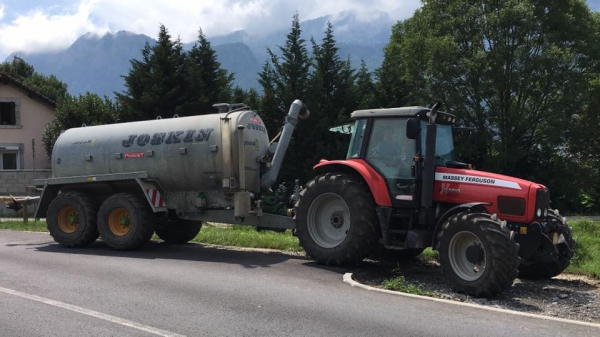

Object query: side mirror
[406,118,419,140]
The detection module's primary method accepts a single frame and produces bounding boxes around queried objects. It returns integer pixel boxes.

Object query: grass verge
[566,220,600,279]
[189,224,302,252]
[0,220,302,252]
[381,275,432,296]
[0,220,47,232]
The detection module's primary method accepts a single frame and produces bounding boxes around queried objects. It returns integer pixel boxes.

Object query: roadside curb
[343,273,600,329]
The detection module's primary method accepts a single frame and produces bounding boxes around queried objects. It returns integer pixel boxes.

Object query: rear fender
[313,159,391,207]
[34,184,61,218]
[431,202,491,250]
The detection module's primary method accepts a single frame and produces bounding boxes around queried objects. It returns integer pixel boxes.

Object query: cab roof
[350,106,457,124]
[351,106,429,119]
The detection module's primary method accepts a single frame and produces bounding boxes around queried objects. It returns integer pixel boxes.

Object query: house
[0,73,56,201]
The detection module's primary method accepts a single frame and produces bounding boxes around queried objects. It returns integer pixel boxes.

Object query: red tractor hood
[435,167,545,192]
[434,167,546,223]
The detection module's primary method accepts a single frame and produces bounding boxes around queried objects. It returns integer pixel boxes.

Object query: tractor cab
[339,106,458,208]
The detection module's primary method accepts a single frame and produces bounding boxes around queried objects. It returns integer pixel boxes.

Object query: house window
[0,102,16,125]
[0,147,20,170]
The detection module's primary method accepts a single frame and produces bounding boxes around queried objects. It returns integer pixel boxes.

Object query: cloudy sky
[0,0,422,60]
[0,0,598,61]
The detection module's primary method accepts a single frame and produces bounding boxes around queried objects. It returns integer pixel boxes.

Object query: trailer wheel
[155,216,202,244]
[295,173,378,266]
[437,212,519,297]
[97,193,155,250]
[47,191,99,247]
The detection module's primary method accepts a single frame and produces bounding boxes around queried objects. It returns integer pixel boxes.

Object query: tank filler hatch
[212,103,250,113]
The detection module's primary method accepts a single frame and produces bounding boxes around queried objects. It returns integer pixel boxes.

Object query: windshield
[346,119,366,158]
[420,122,455,166]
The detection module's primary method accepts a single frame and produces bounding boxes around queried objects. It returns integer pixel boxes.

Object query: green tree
[304,24,356,174]
[258,13,312,185]
[380,0,597,209]
[22,73,69,104]
[259,13,311,115]
[0,57,68,103]
[354,60,377,110]
[118,24,187,120]
[0,56,34,79]
[376,19,425,108]
[43,93,118,157]
[183,28,234,115]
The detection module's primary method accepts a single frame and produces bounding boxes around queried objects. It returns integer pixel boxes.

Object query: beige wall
[0,84,55,170]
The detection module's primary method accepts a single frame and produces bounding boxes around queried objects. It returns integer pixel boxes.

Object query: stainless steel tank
[51,110,270,193]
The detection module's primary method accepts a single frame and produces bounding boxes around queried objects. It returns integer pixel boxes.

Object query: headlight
[536,208,542,217]
[543,209,548,217]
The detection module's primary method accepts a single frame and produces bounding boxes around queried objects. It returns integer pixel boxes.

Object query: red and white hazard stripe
[146,189,165,208]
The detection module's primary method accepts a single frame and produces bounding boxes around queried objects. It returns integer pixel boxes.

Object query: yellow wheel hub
[108,207,132,236]
[57,206,79,234]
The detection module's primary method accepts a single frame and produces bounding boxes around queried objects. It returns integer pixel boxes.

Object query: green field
[1,219,598,278]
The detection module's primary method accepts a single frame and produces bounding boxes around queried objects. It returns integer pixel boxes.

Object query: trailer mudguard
[33,172,167,217]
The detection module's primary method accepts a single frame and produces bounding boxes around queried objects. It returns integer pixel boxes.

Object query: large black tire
[155,216,202,244]
[295,173,379,266]
[437,212,519,297]
[97,193,155,250]
[518,223,575,280]
[47,191,99,247]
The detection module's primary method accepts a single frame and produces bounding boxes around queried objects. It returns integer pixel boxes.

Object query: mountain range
[5,10,396,98]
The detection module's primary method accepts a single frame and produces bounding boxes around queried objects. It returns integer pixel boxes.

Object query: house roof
[0,73,57,109]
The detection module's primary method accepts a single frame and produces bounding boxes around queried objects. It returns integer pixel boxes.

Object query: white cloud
[0,0,421,60]
[0,0,108,58]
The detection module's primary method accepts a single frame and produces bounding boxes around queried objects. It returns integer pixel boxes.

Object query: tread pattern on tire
[295,173,379,266]
[47,191,99,248]
[97,193,155,250]
[436,212,520,297]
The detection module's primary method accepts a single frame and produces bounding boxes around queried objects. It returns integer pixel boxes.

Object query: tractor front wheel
[295,173,378,266]
[437,212,519,297]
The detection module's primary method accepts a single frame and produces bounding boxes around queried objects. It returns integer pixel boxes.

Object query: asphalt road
[0,230,597,337]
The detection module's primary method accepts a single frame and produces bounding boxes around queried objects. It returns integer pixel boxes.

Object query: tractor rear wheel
[155,215,202,244]
[437,212,519,297]
[295,173,378,266]
[47,191,99,247]
[97,193,155,250]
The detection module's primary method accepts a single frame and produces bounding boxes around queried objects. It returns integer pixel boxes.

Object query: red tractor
[294,103,575,297]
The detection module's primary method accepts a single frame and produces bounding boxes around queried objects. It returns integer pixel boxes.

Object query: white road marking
[0,285,186,337]
[343,273,600,329]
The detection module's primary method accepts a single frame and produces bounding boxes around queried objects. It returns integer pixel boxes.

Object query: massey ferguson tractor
[34,99,574,297]
[295,102,575,297]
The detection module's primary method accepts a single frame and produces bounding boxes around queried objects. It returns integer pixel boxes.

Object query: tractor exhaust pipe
[260,99,309,191]
[421,102,441,209]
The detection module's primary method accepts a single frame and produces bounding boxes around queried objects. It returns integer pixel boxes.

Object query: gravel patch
[353,258,600,323]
